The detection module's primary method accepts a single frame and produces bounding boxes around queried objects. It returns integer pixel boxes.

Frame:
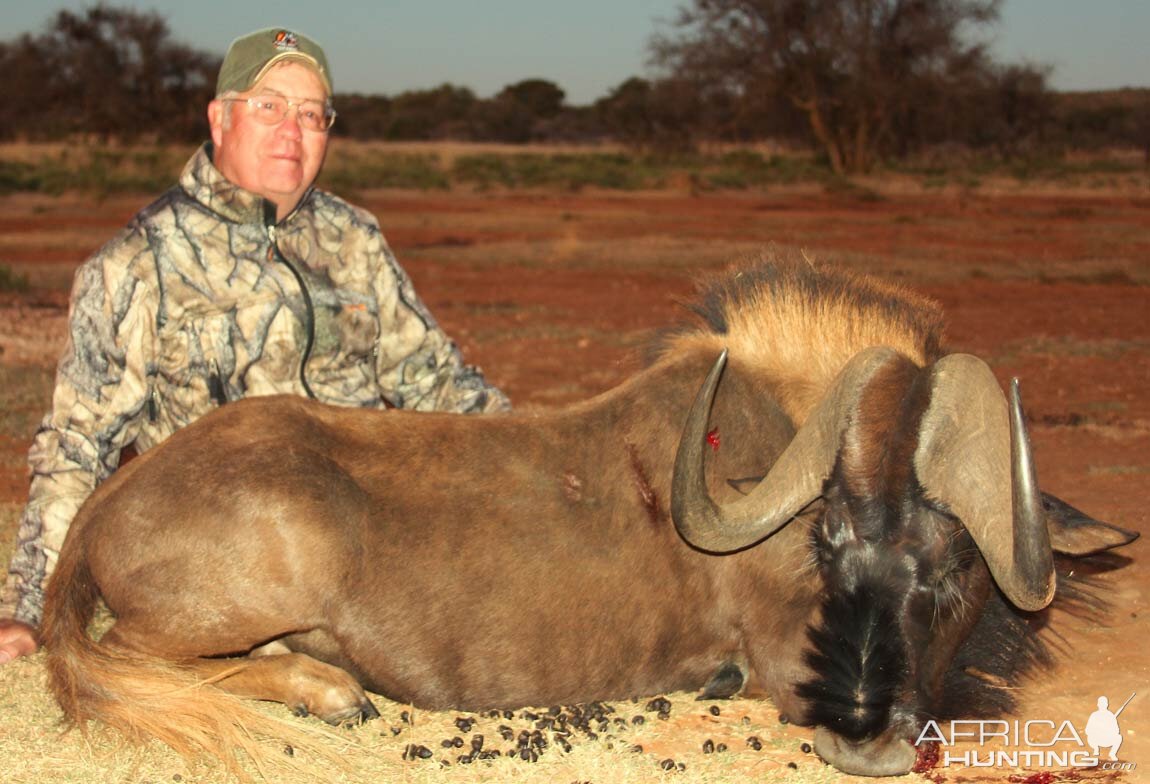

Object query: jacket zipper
[265,204,317,399]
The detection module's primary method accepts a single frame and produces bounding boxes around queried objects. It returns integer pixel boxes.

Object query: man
[0,28,508,663]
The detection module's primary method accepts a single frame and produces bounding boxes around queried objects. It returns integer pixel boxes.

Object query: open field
[3,139,1148,198]
[0,175,1148,782]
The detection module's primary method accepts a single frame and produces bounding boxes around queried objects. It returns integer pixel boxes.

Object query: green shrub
[452,153,664,190]
[321,154,450,191]
[0,265,30,293]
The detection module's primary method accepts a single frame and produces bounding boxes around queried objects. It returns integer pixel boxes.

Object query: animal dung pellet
[401,743,433,761]
[645,696,672,713]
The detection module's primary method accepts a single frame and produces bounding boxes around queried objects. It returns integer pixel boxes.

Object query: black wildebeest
[42,259,1136,776]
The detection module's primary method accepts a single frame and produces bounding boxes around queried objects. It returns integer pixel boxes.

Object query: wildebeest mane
[653,253,946,420]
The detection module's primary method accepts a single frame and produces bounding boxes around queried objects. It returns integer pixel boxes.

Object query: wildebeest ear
[1043,492,1139,556]
[727,476,765,496]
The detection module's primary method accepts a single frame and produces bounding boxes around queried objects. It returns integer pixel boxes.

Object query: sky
[2,0,1147,105]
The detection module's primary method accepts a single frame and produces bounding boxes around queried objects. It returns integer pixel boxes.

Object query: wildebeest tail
[41,534,338,778]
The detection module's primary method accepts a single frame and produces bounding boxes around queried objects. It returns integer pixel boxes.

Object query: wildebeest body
[43,259,1135,776]
[77,350,813,710]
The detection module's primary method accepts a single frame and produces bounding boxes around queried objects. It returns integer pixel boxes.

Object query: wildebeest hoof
[276,652,377,726]
[323,697,381,727]
[356,698,382,723]
[697,661,745,700]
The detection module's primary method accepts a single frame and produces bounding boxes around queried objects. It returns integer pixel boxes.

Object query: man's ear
[207,100,225,148]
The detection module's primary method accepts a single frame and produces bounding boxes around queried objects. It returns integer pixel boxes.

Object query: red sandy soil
[0,185,1146,780]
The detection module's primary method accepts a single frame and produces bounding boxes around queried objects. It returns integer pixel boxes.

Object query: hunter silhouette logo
[1086,693,1134,761]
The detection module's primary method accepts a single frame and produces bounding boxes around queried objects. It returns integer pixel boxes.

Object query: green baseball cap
[216,28,332,96]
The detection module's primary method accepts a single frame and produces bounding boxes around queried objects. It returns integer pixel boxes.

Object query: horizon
[1,1,1147,105]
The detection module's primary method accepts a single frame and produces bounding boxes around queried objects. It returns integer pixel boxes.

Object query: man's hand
[0,619,38,664]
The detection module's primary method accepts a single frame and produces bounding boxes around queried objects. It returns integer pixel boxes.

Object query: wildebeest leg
[97,627,379,725]
[697,661,746,700]
[183,652,381,725]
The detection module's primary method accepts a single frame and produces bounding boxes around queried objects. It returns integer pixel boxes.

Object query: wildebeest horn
[914,355,1055,611]
[671,346,902,553]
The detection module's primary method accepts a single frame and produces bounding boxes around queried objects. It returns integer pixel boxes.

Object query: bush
[320,154,450,191]
[451,154,665,190]
[0,265,30,293]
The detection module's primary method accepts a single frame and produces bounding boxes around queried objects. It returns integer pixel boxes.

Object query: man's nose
[277,108,303,139]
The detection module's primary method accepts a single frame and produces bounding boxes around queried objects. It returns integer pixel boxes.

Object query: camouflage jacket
[1,144,509,627]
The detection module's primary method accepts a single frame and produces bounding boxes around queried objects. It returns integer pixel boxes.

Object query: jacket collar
[179,142,314,227]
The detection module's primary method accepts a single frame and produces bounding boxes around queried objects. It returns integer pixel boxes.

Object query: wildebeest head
[671,345,1127,776]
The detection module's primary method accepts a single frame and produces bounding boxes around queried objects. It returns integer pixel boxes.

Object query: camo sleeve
[0,230,158,627]
[368,228,510,414]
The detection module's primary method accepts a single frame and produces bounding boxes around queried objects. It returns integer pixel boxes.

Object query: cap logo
[273,30,299,51]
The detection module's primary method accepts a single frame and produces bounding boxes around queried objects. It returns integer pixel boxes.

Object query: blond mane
[658,255,945,422]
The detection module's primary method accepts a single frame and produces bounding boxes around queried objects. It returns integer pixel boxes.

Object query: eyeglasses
[222,94,337,133]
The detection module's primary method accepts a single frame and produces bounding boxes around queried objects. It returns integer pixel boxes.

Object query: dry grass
[0,644,872,784]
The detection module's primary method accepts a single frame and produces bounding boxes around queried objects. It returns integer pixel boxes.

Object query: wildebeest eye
[819,502,858,549]
[925,559,971,624]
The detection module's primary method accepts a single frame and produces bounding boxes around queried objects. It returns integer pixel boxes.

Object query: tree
[1141,94,1150,170]
[469,79,567,142]
[0,4,218,141]
[498,79,566,119]
[594,77,702,152]
[651,0,1008,173]
[383,84,477,139]
[330,94,393,139]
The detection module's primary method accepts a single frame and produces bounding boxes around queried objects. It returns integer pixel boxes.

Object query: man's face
[208,62,330,220]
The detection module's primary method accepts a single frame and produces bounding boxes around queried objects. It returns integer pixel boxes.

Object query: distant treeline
[2,5,1147,169]
[332,82,1150,157]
